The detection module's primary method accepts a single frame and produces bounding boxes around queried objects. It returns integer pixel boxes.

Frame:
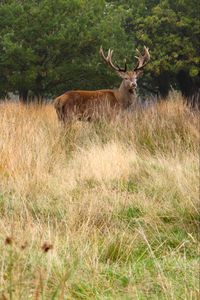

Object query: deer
[54,46,150,121]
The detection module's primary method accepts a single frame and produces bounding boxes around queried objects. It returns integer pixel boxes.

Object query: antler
[99,46,127,73]
[134,46,150,71]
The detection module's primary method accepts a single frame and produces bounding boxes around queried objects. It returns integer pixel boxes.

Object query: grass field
[0,93,199,299]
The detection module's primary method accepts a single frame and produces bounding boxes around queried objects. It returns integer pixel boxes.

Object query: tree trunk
[19,90,29,103]
[157,72,171,97]
[176,70,200,108]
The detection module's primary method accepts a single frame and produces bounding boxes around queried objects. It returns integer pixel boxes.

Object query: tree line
[0,0,199,103]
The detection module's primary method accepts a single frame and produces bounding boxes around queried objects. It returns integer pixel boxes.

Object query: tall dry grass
[0,93,199,299]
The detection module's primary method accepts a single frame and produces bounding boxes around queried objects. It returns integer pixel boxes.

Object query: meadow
[0,93,199,299]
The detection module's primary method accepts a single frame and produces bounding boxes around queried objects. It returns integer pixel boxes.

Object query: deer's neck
[117,81,137,109]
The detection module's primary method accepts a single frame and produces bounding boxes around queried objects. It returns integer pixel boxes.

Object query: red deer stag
[54,46,150,121]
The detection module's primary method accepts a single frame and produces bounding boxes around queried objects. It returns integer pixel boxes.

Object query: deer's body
[54,90,118,121]
[54,82,137,121]
[54,46,150,121]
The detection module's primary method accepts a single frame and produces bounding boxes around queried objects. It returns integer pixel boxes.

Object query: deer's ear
[135,70,143,78]
[116,71,127,78]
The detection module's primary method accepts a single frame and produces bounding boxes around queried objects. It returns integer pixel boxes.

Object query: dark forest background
[0,0,199,103]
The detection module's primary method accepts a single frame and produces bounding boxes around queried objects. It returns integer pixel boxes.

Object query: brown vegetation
[0,93,199,299]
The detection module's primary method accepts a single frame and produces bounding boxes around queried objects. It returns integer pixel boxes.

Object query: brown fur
[54,89,121,121]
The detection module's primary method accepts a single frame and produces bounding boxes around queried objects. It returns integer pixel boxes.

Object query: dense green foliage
[0,0,199,101]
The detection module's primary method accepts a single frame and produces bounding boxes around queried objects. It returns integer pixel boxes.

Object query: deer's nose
[131,82,137,88]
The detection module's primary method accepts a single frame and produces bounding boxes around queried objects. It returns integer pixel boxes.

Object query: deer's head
[100,46,150,93]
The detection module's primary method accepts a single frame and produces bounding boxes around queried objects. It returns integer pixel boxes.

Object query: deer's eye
[125,77,128,80]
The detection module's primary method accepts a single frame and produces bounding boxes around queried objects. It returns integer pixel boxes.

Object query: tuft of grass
[0,94,199,299]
